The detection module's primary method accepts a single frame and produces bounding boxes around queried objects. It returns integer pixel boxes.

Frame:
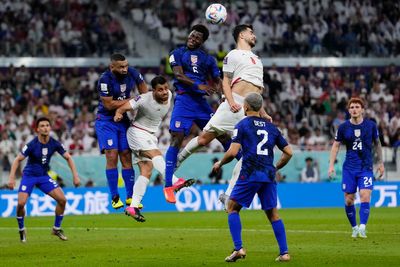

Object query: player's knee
[105,150,118,166]
[17,202,26,211]
[57,196,67,207]
[198,135,210,146]
[170,133,184,147]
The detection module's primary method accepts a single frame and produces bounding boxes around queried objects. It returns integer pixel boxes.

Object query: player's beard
[113,71,128,80]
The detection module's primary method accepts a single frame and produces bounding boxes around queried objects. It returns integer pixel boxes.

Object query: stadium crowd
[126,0,400,57]
[0,0,129,57]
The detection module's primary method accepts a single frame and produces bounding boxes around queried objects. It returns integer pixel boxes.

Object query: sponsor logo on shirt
[100,83,108,92]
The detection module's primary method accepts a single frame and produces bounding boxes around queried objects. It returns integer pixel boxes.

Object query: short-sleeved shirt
[21,137,66,177]
[169,46,220,95]
[335,119,379,171]
[232,116,288,182]
[96,67,145,121]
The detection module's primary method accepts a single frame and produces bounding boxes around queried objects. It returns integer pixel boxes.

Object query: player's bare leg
[16,192,28,242]
[48,188,68,241]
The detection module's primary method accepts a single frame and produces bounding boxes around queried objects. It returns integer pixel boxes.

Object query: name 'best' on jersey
[169,46,220,95]
[335,119,379,171]
[232,116,288,182]
[96,66,145,120]
[21,137,66,177]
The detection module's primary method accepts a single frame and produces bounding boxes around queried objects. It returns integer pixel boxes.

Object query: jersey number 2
[256,130,269,155]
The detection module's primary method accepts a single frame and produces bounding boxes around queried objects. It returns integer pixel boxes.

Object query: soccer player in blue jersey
[8,117,80,242]
[329,97,384,238]
[95,53,148,209]
[163,24,226,203]
[212,93,293,262]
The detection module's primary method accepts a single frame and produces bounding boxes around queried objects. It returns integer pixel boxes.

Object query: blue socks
[165,146,179,187]
[106,168,119,198]
[122,168,135,199]
[54,215,64,228]
[17,216,24,230]
[228,212,242,251]
[272,219,288,255]
[345,205,357,227]
[359,202,370,225]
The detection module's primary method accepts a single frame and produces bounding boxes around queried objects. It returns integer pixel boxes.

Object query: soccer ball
[205,3,227,24]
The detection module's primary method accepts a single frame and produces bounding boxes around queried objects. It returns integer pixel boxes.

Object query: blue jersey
[21,137,66,177]
[232,116,288,183]
[169,46,220,95]
[335,119,379,171]
[96,67,145,120]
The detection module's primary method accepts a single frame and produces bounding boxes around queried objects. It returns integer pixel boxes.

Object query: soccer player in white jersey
[114,76,194,221]
[176,24,272,208]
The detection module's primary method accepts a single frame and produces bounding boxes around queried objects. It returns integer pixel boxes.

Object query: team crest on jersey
[107,139,113,146]
[120,84,126,92]
[354,129,361,137]
[175,121,181,128]
[191,55,198,65]
[42,148,48,155]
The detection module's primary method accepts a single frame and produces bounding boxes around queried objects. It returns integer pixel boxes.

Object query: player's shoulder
[99,70,112,82]
[49,136,62,146]
[171,45,186,55]
[26,137,39,147]
[127,66,139,75]
[363,118,377,127]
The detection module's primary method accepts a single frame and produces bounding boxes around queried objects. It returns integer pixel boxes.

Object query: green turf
[0,208,399,267]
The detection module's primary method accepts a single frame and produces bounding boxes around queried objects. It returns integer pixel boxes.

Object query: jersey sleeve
[21,143,32,157]
[56,140,67,156]
[275,129,289,150]
[169,49,182,68]
[222,51,238,74]
[335,124,344,142]
[208,55,221,79]
[129,94,146,110]
[232,122,244,145]
[97,75,112,97]
[129,67,145,86]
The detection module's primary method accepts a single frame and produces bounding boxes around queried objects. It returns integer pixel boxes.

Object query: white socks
[177,137,202,167]
[225,159,242,196]
[131,175,149,208]
[152,155,179,184]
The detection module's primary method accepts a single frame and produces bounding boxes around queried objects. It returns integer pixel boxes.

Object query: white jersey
[223,49,264,88]
[129,91,172,133]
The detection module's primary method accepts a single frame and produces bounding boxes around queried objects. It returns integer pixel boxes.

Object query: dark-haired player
[8,117,80,242]
[95,53,147,209]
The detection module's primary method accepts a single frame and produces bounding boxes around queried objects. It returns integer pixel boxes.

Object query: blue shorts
[169,94,214,136]
[342,169,374,193]
[230,180,277,210]
[19,175,59,195]
[95,119,130,153]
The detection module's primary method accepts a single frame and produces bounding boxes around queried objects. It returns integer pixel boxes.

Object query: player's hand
[198,84,217,95]
[114,113,123,122]
[376,163,385,180]
[328,167,335,180]
[229,102,242,113]
[262,113,273,123]
[8,177,15,190]
[212,161,222,173]
[73,176,81,187]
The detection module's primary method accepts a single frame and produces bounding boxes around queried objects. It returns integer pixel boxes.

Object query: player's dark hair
[110,53,126,62]
[35,117,51,128]
[151,75,167,88]
[191,24,209,42]
[232,24,253,42]
[347,97,365,109]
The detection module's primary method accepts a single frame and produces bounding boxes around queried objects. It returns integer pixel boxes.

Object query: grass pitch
[0,208,399,267]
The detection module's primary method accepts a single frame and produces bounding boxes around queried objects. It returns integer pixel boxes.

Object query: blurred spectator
[208,157,223,184]
[300,157,320,183]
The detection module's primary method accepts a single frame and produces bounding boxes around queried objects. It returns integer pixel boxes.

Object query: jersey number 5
[257,130,269,155]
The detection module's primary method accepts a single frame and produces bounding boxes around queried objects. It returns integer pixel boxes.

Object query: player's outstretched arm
[328,141,340,179]
[213,143,241,173]
[114,101,134,122]
[101,96,130,111]
[373,138,385,179]
[63,152,80,187]
[8,154,25,189]
[276,145,293,170]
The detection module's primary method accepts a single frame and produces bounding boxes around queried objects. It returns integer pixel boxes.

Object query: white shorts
[204,93,245,136]
[127,126,158,163]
